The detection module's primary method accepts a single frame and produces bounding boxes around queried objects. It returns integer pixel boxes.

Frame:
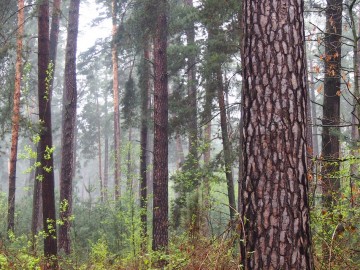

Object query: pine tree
[240,0,313,268]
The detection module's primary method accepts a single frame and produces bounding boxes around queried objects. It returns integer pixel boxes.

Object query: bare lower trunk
[59,0,80,254]
[112,0,121,200]
[240,0,313,268]
[7,0,24,233]
[152,0,168,262]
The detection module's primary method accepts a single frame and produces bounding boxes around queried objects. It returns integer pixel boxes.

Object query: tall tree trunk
[7,0,24,233]
[349,5,360,208]
[240,0,313,268]
[59,0,80,255]
[152,0,168,261]
[321,3,342,262]
[322,0,342,211]
[185,0,198,167]
[38,0,58,265]
[104,91,109,201]
[140,40,150,252]
[96,94,104,202]
[112,0,121,200]
[32,0,61,245]
[216,68,236,222]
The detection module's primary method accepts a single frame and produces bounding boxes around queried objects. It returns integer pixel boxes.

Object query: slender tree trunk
[140,41,150,252]
[38,0,58,265]
[59,0,80,255]
[112,0,121,200]
[152,0,168,260]
[185,0,198,166]
[96,95,104,202]
[49,0,61,73]
[216,68,236,222]
[7,0,24,233]
[31,144,43,251]
[308,61,319,156]
[240,0,313,268]
[349,6,360,208]
[104,91,109,201]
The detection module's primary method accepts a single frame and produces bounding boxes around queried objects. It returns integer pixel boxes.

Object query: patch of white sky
[77,0,111,54]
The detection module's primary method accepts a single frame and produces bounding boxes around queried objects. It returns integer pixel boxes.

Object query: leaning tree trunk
[59,0,80,255]
[7,0,24,233]
[152,0,168,263]
[112,0,121,200]
[240,0,313,269]
[38,0,57,266]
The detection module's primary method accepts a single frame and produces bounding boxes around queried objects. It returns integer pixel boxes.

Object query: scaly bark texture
[59,0,80,255]
[241,0,313,269]
[152,0,168,258]
[112,0,121,199]
[8,0,24,233]
[38,0,57,264]
[321,0,342,210]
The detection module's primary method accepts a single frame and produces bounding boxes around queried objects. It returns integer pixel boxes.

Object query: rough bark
[152,0,168,258]
[59,0,80,254]
[38,0,57,265]
[140,41,150,252]
[7,0,24,233]
[240,0,313,269]
[321,0,342,211]
[112,0,121,200]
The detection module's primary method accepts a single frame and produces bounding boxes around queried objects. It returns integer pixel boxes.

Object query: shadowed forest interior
[0,0,359,269]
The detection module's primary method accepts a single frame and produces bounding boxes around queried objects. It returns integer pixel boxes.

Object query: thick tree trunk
[152,0,168,260]
[59,0,80,255]
[240,0,313,269]
[216,68,236,222]
[140,41,150,252]
[112,0,121,200]
[7,0,24,233]
[322,0,342,210]
[38,0,58,265]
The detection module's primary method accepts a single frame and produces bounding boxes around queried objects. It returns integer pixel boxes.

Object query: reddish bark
[7,0,24,233]
[241,0,313,268]
[152,0,169,260]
